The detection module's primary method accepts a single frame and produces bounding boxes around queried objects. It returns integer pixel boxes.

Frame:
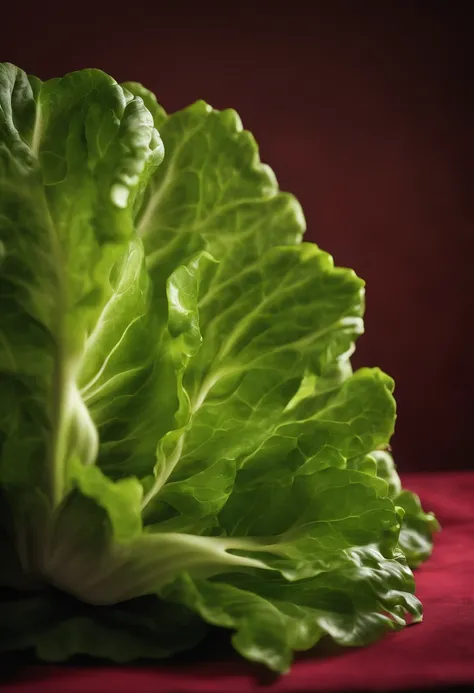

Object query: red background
[3,2,472,472]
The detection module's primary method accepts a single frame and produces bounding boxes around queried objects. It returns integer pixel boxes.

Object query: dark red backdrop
[3,2,472,472]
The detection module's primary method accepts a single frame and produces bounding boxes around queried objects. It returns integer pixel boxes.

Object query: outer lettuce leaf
[165,548,420,674]
[0,64,163,500]
[0,63,163,582]
[142,243,365,521]
[123,89,305,287]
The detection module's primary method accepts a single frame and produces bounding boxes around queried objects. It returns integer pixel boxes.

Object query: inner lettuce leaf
[0,64,439,672]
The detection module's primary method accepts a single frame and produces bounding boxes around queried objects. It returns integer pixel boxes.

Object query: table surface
[2,471,473,693]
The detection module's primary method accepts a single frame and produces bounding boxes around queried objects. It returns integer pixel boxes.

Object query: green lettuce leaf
[0,63,163,499]
[141,243,365,521]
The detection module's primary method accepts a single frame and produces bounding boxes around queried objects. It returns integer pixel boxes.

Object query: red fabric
[3,472,473,693]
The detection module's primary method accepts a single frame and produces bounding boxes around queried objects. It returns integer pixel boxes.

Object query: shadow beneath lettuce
[0,587,451,692]
[0,583,350,687]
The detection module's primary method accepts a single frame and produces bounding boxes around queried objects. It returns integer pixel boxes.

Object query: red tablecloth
[2,472,473,693]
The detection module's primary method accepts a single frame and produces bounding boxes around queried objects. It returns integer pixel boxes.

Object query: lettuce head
[0,63,439,672]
